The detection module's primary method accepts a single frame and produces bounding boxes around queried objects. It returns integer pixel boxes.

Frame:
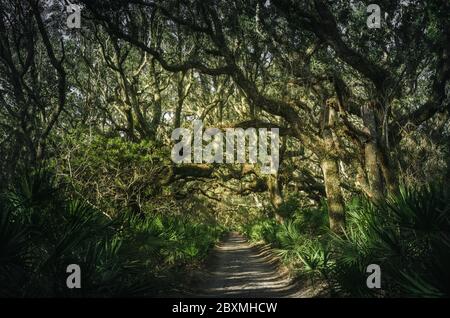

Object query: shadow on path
[193,232,318,298]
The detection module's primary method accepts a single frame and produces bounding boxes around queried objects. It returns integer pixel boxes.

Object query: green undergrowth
[0,169,225,297]
[241,186,450,297]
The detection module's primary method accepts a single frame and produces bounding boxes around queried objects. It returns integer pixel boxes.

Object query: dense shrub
[241,218,280,243]
[328,185,450,297]
[242,185,450,297]
[0,169,224,297]
[57,134,170,217]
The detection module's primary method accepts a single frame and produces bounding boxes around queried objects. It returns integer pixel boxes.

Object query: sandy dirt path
[194,232,316,298]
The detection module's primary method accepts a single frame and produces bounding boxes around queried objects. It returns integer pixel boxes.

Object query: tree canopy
[0,0,449,298]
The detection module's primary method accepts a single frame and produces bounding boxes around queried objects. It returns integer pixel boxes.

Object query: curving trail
[194,232,317,298]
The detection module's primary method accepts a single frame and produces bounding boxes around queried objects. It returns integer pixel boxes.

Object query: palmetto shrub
[243,185,450,297]
[327,184,450,297]
[0,169,224,297]
[242,218,280,243]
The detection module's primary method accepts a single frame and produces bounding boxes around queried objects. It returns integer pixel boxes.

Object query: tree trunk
[378,144,399,196]
[321,158,346,233]
[150,60,162,140]
[363,141,384,202]
[267,174,285,223]
[361,102,384,203]
[321,100,346,233]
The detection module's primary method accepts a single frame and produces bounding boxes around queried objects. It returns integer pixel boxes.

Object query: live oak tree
[1,0,448,233]
[0,0,67,174]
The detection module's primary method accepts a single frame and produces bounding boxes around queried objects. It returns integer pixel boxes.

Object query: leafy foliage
[0,0,448,298]
[244,185,450,297]
[0,169,224,297]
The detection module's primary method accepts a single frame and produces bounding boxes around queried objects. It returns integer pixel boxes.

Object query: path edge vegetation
[0,0,449,297]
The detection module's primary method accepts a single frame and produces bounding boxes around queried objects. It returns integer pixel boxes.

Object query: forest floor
[187,232,324,298]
